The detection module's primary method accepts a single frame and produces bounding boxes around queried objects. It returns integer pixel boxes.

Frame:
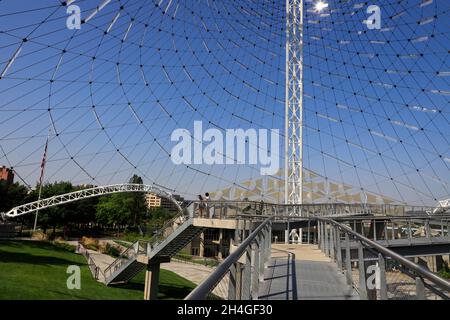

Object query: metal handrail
[320,217,450,293]
[184,201,436,219]
[185,217,272,300]
[103,240,139,277]
[77,243,105,281]
[146,212,188,250]
[103,211,189,281]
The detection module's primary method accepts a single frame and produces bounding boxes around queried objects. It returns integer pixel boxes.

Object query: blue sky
[0,0,448,205]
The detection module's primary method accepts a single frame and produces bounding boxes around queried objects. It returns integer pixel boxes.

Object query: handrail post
[242,248,252,300]
[416,277,426,300]
[345,233,352,286]
[426,220,431,240]
[358,240,368,300]
[251,240,259,299]
[259,233,265,282]
[336,228,342,270]
[318,221,322,249]
[330,225,335,261]
[408,220,412,245]
[307,219,311,244]
[378,254,387,300]
[373,219,377,241]
[227,264,237,299]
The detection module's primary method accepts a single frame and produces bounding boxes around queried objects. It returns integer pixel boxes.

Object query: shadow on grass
[0,250,82,266]
[0,240,75,252]
[113,281,193,300]
[0,241,82,266]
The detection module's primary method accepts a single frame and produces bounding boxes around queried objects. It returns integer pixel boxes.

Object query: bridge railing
[185,217,272,300]
[184,201,435,219]
[317,218,450,300]
[332,216,450,244]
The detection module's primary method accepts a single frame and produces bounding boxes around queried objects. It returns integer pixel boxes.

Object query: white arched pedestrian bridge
[1,183,183,219]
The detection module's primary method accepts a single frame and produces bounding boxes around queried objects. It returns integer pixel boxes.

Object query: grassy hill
[0,240,195,300]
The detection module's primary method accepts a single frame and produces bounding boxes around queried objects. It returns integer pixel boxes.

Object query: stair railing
[103,240,140,282]
[103,210,190,283]
[144,211,190,255]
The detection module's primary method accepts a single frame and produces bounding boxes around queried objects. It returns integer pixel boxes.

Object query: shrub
[80,236,99,251]
[438,262,450,280]
[53,241,76,253]
[31,231,48,240]
[99,242,121,257]
[105,245,121,258]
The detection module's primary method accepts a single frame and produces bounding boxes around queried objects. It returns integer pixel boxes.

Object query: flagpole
[33,131,50,233]
[33,180,44,232]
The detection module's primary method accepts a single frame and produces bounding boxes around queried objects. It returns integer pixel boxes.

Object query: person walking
[204,192,211,218]
[198,195,205,218]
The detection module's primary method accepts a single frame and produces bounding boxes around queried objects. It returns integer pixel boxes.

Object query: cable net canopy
[0,0,448,206]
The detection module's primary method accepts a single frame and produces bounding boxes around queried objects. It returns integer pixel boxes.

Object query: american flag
[38,138,48,186]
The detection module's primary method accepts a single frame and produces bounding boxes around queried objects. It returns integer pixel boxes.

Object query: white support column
[285,0,304,206]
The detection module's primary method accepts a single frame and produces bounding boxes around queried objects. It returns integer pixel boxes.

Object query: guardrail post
[228,264,237,299]
[318,221,322,249]
[425,221,431,240]
[336,228,342,270]
[235,217,241,244]
[259,233,265,283]
[378,254,387,300]
[373,220,377,241]
[330,225,335,261]
[391,222,395,240]
[345,233,352,286]
[326,223,331,257]
[265,224,271,262]
[358,241,368,300]
[416,277,426,300]
[251,240,260,299]
[384,222,388,242]
[242,249,252,300]
[236,263,243,299]
[307,220,311,244]
[407,220,412,245]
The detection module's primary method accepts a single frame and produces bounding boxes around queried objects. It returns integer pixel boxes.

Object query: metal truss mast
[285,0,304,205]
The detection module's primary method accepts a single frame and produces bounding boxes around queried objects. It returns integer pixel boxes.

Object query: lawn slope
[0,240,195,300]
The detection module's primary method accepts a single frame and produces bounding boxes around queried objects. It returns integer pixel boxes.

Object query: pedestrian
[204,192,211,218]
[198,195,205,218]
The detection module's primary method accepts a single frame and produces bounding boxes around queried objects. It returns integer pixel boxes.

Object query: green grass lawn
[0,240,196,300]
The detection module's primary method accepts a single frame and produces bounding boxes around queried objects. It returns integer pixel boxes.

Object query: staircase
[103,211,203,285]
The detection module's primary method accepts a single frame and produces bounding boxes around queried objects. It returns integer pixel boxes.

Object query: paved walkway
[161,261,214,285]
[259,244,359,300]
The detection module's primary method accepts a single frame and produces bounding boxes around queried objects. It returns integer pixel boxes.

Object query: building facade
[0,166,14,185]
[145,193,162,209]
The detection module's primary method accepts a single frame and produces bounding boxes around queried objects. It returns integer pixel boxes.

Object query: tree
[29,181,75,234]
[0,181,28,213]
[96,193,133,236]
[128,174,147,226]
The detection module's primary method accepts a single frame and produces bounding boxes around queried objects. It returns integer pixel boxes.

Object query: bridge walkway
[259,244,359,300]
